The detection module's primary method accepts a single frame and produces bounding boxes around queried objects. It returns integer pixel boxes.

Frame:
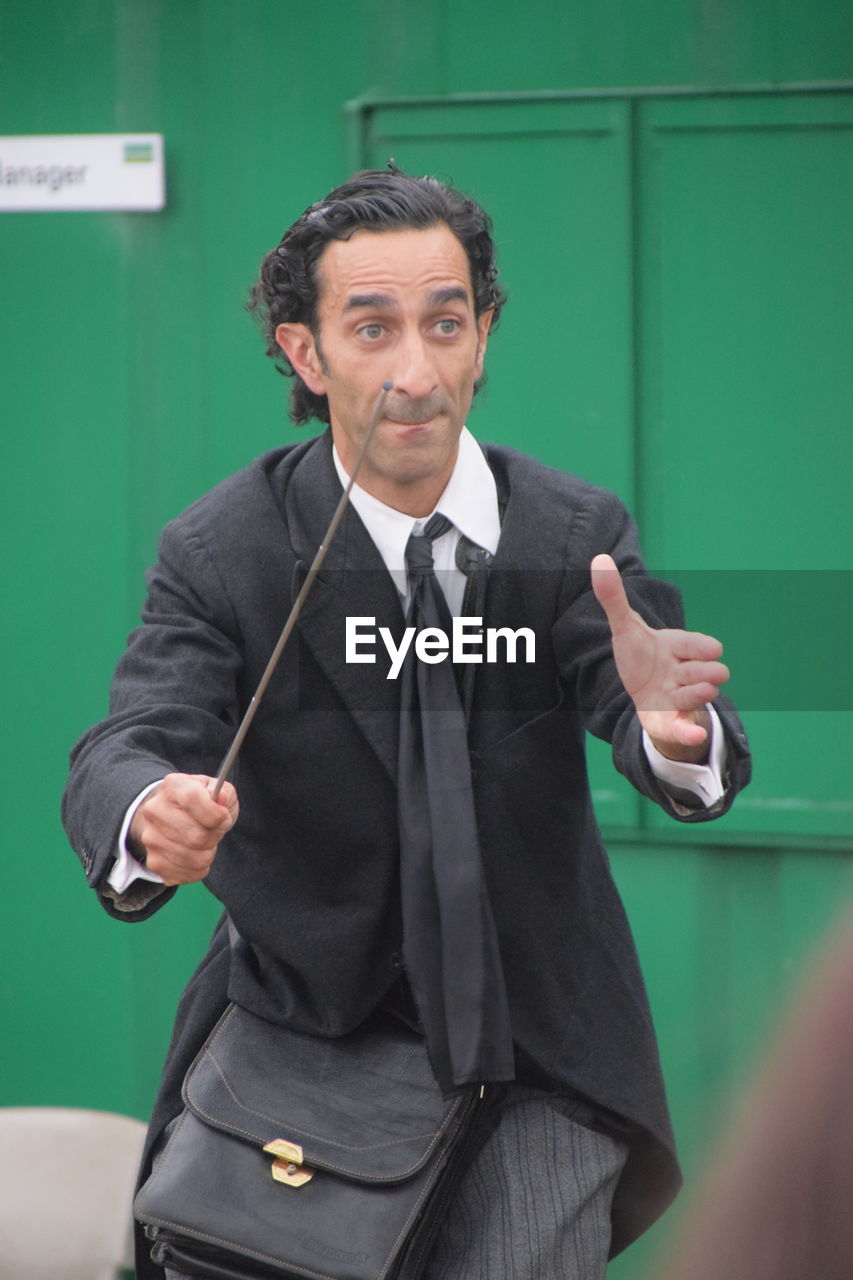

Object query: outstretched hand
[590,554,729,762]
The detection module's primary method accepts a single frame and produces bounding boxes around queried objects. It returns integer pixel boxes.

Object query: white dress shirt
[109,427,725,893]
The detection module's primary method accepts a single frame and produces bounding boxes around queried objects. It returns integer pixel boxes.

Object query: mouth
[386,416,435,428]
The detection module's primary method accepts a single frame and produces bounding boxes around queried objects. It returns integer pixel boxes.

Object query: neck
[334,442,459,518]
[376,478,449,518]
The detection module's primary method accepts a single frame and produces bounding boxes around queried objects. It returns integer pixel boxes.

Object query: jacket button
[389,952,403,970]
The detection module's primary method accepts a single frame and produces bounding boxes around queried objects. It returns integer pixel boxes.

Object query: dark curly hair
[247,166,507,426]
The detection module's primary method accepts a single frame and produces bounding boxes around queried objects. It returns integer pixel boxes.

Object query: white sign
[0,134,165,212]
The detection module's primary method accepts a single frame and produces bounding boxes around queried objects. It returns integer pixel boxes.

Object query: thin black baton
[210,380,392,798]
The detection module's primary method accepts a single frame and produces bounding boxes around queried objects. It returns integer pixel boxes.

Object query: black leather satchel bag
[134,1003,488,1280]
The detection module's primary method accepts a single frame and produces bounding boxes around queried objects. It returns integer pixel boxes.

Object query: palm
[590,555,729,756]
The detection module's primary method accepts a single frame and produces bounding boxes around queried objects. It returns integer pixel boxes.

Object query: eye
[358,323,385,341]
[434,318,461,337]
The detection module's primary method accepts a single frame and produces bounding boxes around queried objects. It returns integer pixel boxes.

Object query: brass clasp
[263,1138,315,1187]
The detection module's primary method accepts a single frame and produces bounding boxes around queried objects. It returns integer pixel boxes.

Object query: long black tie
[397,513,515,1095]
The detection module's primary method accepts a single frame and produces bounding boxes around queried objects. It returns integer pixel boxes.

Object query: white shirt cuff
[107,781,166,893]
[642,704,727,807]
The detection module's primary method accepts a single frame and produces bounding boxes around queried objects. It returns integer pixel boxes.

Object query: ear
[474,308,493,379]
[275,323,326,395]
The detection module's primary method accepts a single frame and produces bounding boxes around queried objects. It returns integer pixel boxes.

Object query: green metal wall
[1,4,851,1275]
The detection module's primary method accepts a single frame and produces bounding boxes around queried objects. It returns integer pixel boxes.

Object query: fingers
[643,706,712,755]
[671,682,722,712]
[674,658,730,689]
[590,554,635,632]
[652,655,727,716]
[671,631,724,662]
[630,633,728,756]
[676,717,711,747]
[130,773,239,885]
[670,713,711,748]
[644,681,718,721]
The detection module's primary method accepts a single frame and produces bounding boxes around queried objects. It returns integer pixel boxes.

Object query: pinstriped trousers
[422,1088,629,1280]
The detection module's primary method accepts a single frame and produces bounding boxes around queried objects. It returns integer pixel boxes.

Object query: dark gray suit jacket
[63,430,751,1257]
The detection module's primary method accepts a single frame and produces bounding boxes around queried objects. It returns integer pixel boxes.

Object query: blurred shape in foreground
[659,907,853,1280]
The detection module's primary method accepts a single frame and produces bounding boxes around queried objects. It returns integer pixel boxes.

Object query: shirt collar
[331,426,500,582]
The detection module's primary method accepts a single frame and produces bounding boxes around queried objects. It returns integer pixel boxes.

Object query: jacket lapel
[283,432,405,785]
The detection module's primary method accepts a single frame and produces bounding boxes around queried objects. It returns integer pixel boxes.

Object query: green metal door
[357,87,853,1274]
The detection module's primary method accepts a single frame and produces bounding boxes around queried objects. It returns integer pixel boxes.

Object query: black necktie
[397,513,515,1095]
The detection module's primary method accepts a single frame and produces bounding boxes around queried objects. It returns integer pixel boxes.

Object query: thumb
[202,775,239,825]
[590,554,633,631]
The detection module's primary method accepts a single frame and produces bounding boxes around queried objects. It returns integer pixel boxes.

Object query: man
[63,167,751,1279]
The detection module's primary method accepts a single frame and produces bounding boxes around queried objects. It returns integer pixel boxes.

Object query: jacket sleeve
[552,486,751,822]
[61,513,244,920]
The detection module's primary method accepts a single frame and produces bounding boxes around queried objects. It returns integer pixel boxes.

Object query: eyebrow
[343,292,395,313]
[342,286,471,313]
[428,287,469,307]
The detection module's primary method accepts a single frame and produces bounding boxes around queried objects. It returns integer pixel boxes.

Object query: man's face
[276,224,492,516]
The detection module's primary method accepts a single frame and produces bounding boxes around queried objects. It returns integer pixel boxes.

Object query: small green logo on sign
[124,143,154,164]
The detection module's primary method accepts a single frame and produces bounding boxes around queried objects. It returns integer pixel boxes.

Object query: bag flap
[182,1004,466,1183]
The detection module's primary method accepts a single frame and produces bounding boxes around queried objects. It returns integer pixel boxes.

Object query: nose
[391,331,439,402]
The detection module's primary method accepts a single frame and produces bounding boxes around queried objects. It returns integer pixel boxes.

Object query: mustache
[382,393,451,424]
